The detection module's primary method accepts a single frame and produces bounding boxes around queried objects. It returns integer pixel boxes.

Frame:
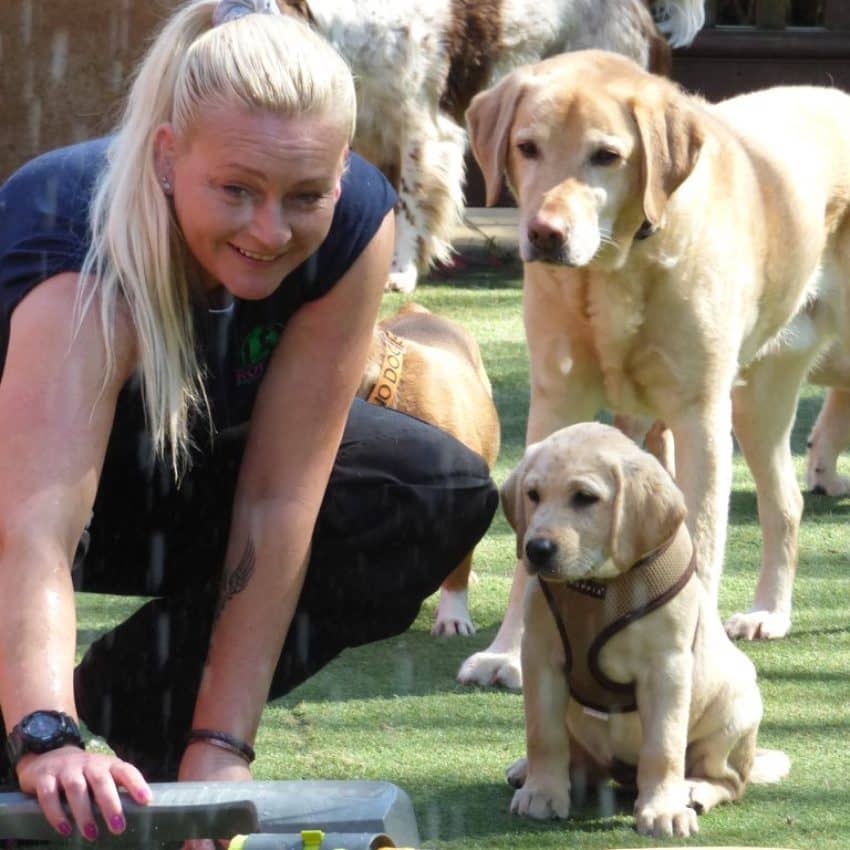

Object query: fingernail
[84,822,99,840]
[58,821,72,837]
[110,814,126,832]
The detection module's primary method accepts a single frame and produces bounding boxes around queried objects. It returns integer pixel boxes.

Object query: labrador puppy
[502,423,789,837]
[457,51,850,689]
[357,303,501,635]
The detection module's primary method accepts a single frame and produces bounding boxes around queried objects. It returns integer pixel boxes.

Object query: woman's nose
[251,201,291,251]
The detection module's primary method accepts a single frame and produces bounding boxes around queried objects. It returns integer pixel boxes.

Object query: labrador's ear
[610,453,686,568]
[466,69,531,206]
[631,88,704,229]
[500,442,541,558]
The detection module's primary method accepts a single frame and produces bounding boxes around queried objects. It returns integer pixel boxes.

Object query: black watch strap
[5,711,85,769]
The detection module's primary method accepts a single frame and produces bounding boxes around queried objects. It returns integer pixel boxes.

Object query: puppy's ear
[466,70,530,206]
[631,88,704,228]
[610,454,686,568]
[500,442,541,558]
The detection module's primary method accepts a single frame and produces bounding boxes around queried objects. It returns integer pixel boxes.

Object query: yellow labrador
[457,50,850,689]
[502,423,789,837]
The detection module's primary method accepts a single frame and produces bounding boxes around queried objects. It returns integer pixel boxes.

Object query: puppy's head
[501,422,685,582]
[466,51,703,270]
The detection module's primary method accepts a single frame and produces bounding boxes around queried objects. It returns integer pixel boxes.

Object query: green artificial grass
[76,257,850,849]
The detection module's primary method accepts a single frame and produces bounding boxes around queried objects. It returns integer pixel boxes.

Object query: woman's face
[155,105,348,302]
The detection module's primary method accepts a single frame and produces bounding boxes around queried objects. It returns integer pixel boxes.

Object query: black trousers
[67,399,497,779]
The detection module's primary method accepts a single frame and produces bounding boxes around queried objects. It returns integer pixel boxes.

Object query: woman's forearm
[0,542,78,727]
[188,498,315,742]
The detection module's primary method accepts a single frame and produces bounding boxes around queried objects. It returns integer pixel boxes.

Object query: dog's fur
[806,343,850,496]
[458,51,850,689]
[501,423,789,837]
[277,0,705,292]
[357,303,500,635]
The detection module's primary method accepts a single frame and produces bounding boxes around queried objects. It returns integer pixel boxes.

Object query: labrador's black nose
[525,536,558,568]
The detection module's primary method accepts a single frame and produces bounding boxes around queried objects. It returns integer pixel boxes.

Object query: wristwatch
[5,711,85,768]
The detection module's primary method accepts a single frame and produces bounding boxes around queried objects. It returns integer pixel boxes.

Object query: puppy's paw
[505,756,527,789]
[724,609,791,640]
[510,778,570,819]
[385,266,418,293]
[635,790,698,838]
[432,588,475,637]
[456,649,522,690]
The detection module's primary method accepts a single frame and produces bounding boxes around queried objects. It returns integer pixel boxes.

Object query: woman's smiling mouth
[231,244,284,263]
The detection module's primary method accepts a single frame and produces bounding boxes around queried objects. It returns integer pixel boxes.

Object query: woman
[0,0,498,841]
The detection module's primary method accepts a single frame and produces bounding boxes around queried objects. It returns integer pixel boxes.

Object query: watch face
[24,712,63,741]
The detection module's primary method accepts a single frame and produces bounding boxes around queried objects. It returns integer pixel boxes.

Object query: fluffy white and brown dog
[277,0,706,292]
[501,423,789,837]
[457,51,850,690]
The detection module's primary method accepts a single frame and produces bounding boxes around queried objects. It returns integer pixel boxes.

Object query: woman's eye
[589,147,621,167]
[517,140,539,159]
[223,184,251,199]
[526,488,540,504]
[571,491,599,508]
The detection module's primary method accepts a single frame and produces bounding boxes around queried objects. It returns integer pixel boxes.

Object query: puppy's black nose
[525,537,558,568]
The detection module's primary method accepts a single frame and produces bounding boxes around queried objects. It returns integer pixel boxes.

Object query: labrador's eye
[517,140,540,159]
[571,491,599,508]
[527,488,540,504]
[589,147,621,166]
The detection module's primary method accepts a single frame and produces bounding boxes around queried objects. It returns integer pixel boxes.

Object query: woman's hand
[179,740,253,850]
[15,746,151,841]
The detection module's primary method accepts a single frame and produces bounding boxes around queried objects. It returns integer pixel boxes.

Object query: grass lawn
[77,254,850,849]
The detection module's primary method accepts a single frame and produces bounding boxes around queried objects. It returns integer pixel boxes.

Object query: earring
[160,175,173,195]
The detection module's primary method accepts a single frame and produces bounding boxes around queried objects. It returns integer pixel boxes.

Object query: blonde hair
[77,0,357,476]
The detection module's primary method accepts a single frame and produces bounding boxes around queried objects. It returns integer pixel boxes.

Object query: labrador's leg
[665,398,734,604]
[726,347,816,639]
[633,645,698,837]
[509,585,572,819]
[806,388,850,496]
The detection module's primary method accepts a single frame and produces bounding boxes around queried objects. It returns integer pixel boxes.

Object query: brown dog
[502,423,789,837]
[357,303,501,635]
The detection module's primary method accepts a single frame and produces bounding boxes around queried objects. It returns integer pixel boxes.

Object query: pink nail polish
[110,814,126,832]
[83,822,99,840]
[58,821,72,836]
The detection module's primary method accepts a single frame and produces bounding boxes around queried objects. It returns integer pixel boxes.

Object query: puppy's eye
[571,491,599,508]
[526,488,540,504]
[589,147,621,167]
[517,140,539,159]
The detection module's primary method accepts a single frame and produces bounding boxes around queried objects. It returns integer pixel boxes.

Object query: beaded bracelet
[187,729,256,764]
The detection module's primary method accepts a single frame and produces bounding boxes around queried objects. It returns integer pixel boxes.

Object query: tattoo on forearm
[213,540,256,623]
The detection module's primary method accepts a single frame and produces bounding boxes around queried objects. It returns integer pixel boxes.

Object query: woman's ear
[153,122,177,188]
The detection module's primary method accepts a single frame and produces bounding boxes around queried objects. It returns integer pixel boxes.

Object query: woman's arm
[0,273,150,836]
[180,210,394,778]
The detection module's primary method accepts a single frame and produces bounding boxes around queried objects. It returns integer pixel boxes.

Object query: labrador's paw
[505,756,527,789]
[635,790,698,838]
[510,778,570,819]
[432,588,475,637]
[724,608,791,640]
[807,469,850,497]
[456,649,522,690]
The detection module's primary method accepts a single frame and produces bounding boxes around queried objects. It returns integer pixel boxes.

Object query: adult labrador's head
[501,422,685,583]
[466,50,704,270]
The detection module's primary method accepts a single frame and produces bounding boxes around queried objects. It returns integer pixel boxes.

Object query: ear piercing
[160,175,173,194]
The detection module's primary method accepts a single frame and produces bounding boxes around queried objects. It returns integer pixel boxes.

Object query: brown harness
[538,522,696,717]
[366,330,406,409]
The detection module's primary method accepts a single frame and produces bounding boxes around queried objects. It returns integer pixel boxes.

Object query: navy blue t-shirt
[0,138,396,441]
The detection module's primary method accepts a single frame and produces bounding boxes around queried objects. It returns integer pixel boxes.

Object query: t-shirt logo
[236,324,282,385]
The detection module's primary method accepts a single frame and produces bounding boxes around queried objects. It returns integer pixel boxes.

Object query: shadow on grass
[728,488,850,525]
